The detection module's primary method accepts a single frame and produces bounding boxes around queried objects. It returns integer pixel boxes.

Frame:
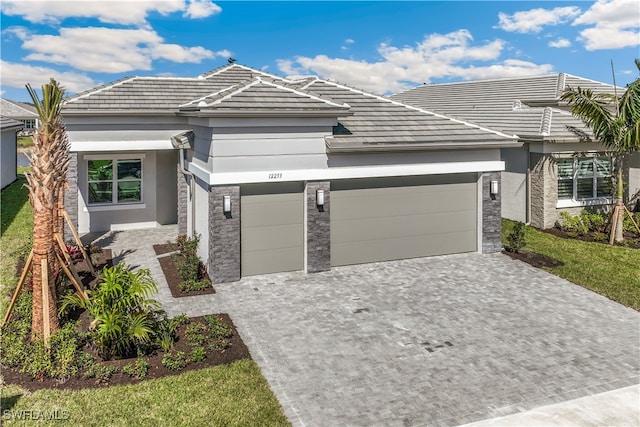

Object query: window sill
[84,203,146,212]
[556,198,613,209]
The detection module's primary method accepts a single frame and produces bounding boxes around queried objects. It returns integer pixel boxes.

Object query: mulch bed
[502,250,565,269]
[153,244,216,297]
[2,314,250,391]
[541,227,640,249]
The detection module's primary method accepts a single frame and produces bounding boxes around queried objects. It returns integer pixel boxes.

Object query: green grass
[0,175,32,320]
[502,219,640,310]
[0,359,290,427]
[17,136,33,148]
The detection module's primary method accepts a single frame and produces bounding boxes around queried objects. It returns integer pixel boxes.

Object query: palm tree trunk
[614,156,624,242]
[31,205,59,339]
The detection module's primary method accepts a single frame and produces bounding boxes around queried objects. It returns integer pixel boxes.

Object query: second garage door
[331,174,478,266]
[241,182,304,276]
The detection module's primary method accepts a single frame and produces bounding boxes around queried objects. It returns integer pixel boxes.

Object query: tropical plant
[505,221,526,253]
[24,79,70,340]
[60,263,161,359]
[561,59,640,242]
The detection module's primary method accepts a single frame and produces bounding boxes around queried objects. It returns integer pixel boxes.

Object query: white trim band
[189,161,506,186]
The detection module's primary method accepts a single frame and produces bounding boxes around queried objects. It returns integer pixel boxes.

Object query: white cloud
[573,0,640,50]
[548,38,571,48]
[0,0,221,25]
[15,27,221,73]
[184,0,221,18]
[0,60,97,94]
[497,6,581,33]
[278,30,554,94]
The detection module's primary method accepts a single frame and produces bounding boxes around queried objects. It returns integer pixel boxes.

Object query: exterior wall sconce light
[223,195,231,214]
[490,180,499,196]
[316,189,325,207]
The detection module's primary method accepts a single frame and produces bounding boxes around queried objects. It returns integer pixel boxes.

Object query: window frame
[556,155,613,204]
[85,154,144,207]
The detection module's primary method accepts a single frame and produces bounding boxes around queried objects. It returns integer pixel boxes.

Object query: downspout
[172,132,196,237]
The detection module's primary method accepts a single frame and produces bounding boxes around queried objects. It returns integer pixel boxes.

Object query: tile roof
[63,63,518,150]
[391,73,622,142]
[0,115,24,130]
[1,99,38,119]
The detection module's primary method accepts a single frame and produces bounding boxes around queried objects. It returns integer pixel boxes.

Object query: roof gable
[1,99,38,118]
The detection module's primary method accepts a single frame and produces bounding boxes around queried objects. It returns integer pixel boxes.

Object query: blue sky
[1,0,639,101]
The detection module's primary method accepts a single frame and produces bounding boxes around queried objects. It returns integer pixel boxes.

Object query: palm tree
[561,59,640,242]
[25,79,70,340]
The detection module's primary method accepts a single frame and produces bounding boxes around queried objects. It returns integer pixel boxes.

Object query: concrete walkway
[94,226,640,427]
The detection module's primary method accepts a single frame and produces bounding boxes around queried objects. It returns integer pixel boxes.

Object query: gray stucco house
[1,116,23,189]
[61,63,519,282]
[392,73,640,229]
[0,99,39,135]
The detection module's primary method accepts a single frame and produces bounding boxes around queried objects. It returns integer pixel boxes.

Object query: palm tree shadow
[0,392,23,412]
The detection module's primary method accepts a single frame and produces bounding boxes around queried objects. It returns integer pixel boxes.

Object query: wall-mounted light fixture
[490,180,499,196]
[316,189,325,208]
[223,195,231,214]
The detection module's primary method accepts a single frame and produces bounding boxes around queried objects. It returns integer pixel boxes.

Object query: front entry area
[330,173,478,266]
[240,182,305,276]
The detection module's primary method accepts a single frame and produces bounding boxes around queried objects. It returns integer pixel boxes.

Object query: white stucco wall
[628,152,640,208]
[1,129,17,189]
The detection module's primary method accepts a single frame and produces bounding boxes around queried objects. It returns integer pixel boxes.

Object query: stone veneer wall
[64,153,78,241]
[208,185,240,283]
[482,172,502,253]
[177,164,189,235]
[529,153,560,229]
[306,181,330,273]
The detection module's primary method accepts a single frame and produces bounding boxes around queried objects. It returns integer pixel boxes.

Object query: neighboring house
[61,63,519,282]
[0,99,39,135]
[392,74,640,229]
[0,116,23,189]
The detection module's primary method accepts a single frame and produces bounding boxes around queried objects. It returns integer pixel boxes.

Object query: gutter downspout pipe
[171,132,196,237]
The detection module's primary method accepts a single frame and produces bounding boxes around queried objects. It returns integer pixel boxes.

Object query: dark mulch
[154,243,216,298]
[541,227,640,249]
[2,314,250,391]
[503,250,565,269]
[76,248,112,289]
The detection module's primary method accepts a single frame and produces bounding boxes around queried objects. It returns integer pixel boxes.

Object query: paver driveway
[102,228,639,427]
[214,253,639,427]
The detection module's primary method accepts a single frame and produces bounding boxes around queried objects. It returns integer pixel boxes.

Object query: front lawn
[0,178,290,427]
[1,359,289,427]
[502,219,640,310]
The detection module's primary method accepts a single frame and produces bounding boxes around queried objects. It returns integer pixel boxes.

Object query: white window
[23,119,36,130]
[557,156,612,200]
[87,159,143,205]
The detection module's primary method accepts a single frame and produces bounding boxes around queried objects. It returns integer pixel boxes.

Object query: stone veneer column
[64,153,78,241]
[306,181,330,273]
[529,154,558,229]
[482,172,502,253]
[177,164,189,236]
[208,185,240,283]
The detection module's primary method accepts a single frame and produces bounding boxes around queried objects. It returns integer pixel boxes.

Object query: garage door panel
[242,224,303,252]
[241,186,303,276]
[241,247,303,276]
[332,230,477,266]
[332,211,476,243]
[241,199,302,227]
[331,186,475,220]
[331,175,477,267]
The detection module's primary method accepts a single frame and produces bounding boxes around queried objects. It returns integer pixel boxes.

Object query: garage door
[331,174,477,266]
[241,182,304,276]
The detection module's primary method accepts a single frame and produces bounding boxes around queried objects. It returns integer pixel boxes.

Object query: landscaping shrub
[84,363,118,384]
[504,221,526,253]
[623,212,640,236]
[155,313,179,352]
[189,346,206,362]
[559,211,589,235]
[122,358,150,380]
[205,315,233,340]
[60,263,162,359]
[173,234,211,292]
[185,322,207,347]
[162,351,187,371]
